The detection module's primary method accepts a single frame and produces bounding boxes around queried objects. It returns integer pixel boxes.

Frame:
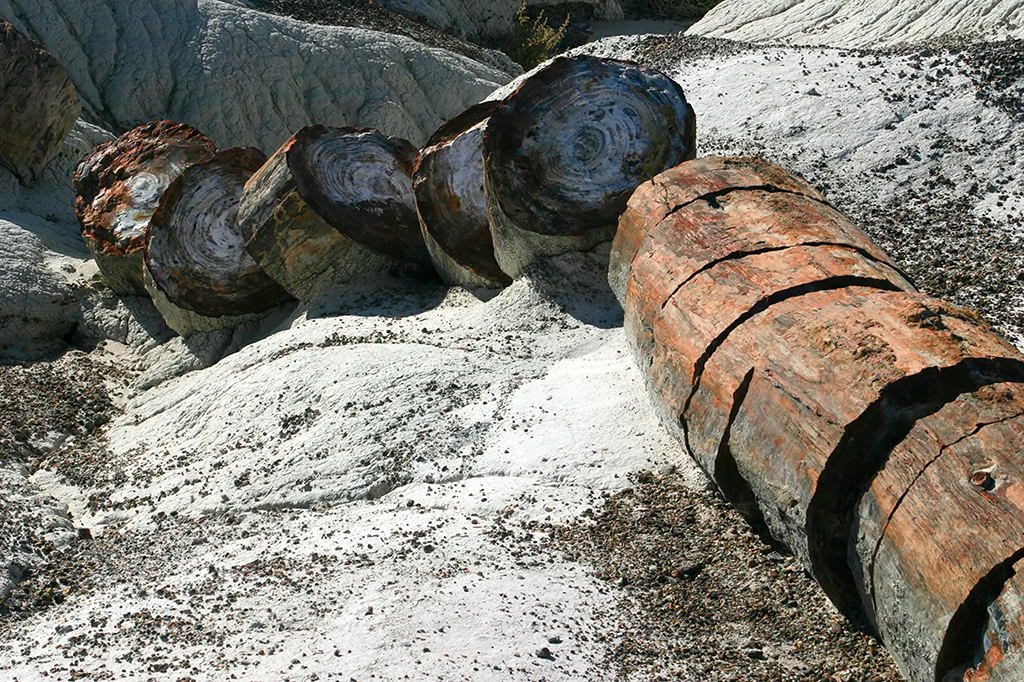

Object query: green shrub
[501,2,569,70]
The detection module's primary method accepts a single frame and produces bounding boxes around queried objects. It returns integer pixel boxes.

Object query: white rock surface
[0,0,513,150]
[687,0,1024,47]
[5,255,707,680]
[0,120,112,353]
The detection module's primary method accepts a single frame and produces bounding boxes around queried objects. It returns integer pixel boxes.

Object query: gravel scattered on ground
[0,353,118,463]
[527,472,902,681]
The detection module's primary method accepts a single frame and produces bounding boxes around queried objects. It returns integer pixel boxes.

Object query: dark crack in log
[851,383,1024,681]
[482,55,696,277]
[144,147,293,336]
[74,121,217,296]
[939,552,1024,681]
[414,101,510,289]
[0,21,79,184]
[613,157,1024,682]
[609,156,826,305]
[238,127,403,301]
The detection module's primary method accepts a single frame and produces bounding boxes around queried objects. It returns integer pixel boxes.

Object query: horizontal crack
[659,242,913,313]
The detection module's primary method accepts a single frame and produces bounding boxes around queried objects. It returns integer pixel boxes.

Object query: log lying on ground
[239,125,426,300]
[74,121,217,296]
[0,21,79,184]
[144,147,293,336]
[482,55,696,278]
[855,383,1024,681]
[414,101,511,289]
[612,156,1024,682]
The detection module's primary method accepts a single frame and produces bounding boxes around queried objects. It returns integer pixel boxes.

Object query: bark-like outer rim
[145,147,293,317]
[414,101,510,284]
[482,55,696,237]
[288,124,428,264]
[73,120,217,257]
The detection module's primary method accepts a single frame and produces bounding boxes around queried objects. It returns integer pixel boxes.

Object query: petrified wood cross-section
[414,101,510,289]
[612,156,1024,682]
[238,125,425,301]
[482,55,697,278]
[144,147,292,336]
[74,121,217,296]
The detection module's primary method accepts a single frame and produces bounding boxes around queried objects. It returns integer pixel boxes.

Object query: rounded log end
[145,147,294,320]
[415,101,510,288]
[287,125,428,265]
[0,21,80,183]
[482,55,697,238]
[75,121,217,294]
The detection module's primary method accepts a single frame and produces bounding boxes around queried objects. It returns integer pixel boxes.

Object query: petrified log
[613,156,1024,682]
[414,101,511,289]
[74,121,217,296]
[482,55,696,278]
[144,147,292,336]
[0,21,80,184]
[239,125,427,300]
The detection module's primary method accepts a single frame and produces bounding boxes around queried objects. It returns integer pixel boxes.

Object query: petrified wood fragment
[239,125,427,301]
[614,156,1024,682]
[0,21,80,184]
[414,101,510,289]
[482,55,696,277]
[74,121,217,295]
[144,147,292,336]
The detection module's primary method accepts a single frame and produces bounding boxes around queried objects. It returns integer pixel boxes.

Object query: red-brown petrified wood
[414,100,510,289]
[613,156,1024,682]
[74,121,216,295]
[0,21,80,184]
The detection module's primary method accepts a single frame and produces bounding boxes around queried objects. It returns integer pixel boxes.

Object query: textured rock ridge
[0,0,512,149]
[688,0,1024,47]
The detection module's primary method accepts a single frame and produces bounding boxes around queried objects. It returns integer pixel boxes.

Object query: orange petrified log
[612,156,1024,682]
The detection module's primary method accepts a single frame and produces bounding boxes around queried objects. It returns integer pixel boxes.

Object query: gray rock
[0,0,511,149]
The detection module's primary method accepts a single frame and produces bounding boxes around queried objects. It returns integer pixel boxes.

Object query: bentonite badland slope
[2,0,1024,680]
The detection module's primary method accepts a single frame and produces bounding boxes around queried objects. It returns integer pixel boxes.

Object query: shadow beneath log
[296,270,450,321]
[520,245,624,329]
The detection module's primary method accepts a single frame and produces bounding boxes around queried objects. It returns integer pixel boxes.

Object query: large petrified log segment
[608,156,826,305]
[482,55,696,278]
[687,290,1023,578]
[414,101,510,289]
[74,121,217,296]
[621,184,908,402]
[613,157,1024,682]
[0,21,80,184]
[291,125,427,265]
[144,147,292,336]
[238,129,399,301]
[856,386,1024,681]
